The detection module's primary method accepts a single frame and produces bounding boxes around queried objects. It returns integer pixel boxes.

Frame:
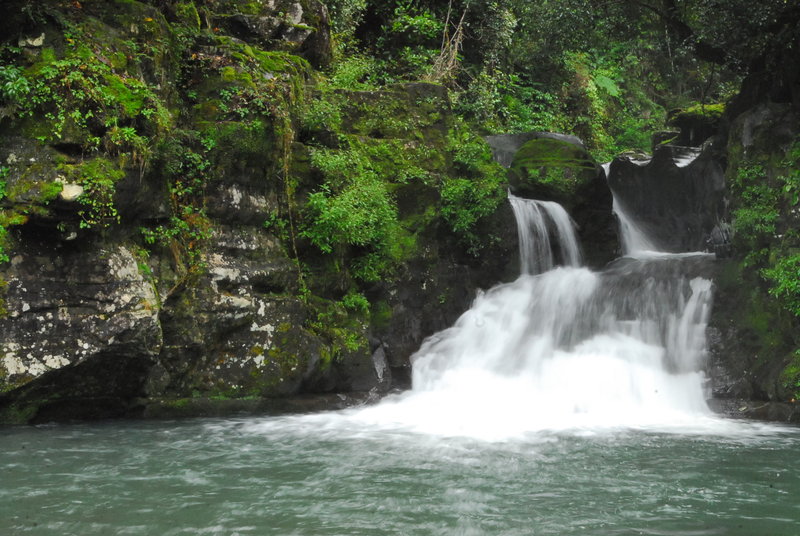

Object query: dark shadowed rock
[607,143,727,253]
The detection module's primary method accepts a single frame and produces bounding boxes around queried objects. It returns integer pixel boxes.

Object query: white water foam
[249,192,753,441]
[612,196,661,255]
[322,193,724,440]
[341,264,719,440]
[673,147,701,168]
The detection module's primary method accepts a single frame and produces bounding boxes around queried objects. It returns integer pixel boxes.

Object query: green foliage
[11,37,170,150]
[324,0,368,37]
[730,139,800,272]
[140,130,215,274]
[0,166,7,265]
[729,138,800,365]
[263,210,290,241]
[58,158,125,229]
[730,163,779,249]
[304,176,397,255]
[747,141,800,319]
[299,83,451,282]
[763,254,800,318]
[780,350,800,401]
[373,2,444,80]
[308,294,369,363]
[301,96,343,133]
[0,228,8,265]
[0,64,31,104]
[341,290,370,314]
[327,55,383,90]
[440,122,506,253]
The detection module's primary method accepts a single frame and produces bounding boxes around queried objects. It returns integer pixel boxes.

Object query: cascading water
[603,161,660,255]
[346,191,718,439]
[508,194,582,274]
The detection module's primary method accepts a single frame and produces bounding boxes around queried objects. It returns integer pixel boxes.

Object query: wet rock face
[607,144,727,253]
[0,241,161,386]
[0,0,513,421]
[149,224,337,400]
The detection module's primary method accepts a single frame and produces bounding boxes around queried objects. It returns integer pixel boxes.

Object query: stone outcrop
[607,143,728,253]
[212,0,333,68]
[486,132,618,268]
[0,0,516,423]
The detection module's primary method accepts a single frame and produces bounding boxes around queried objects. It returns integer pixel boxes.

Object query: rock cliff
[0,0,516,423]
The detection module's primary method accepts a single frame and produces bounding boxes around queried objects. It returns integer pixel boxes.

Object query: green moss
[165,398,191,409]
[674,102,726,121]
[370,300,393,330]
[0,264,7,312]
[101,75,148,117]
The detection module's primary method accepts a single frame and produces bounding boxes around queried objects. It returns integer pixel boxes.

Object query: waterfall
[613,196,660,255]
[509,193,582,274]
[603,161,659,255]
[349,192,717,438]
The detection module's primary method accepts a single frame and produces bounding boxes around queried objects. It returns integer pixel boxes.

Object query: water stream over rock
[337,191,718,439]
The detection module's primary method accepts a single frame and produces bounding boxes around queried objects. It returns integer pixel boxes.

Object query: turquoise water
[1,413,799,535]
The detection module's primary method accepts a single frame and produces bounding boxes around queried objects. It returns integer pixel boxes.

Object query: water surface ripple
[2,417,799,535]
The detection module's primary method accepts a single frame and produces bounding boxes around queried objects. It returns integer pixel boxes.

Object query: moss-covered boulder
[506,134,600,202]
[486,132,617,268]
[667,103,725,147]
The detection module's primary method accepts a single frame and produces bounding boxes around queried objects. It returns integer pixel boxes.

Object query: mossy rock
[667,102,725,147]
[337,83,451,141]
[211,0,332,67]
[508,135,600,206]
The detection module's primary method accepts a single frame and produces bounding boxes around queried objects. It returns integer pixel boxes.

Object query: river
[1,415,799,535]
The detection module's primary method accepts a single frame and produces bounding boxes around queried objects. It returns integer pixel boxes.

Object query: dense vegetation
[1,0,799,413]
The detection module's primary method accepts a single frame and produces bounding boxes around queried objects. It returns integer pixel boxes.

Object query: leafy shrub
[440,122,506,253]
[0,64,30,104]
[303,175,397,255]
[763,254,800,318]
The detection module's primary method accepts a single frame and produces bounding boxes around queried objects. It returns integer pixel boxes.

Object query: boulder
[486,132,617,268]
[0,241,162,423]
